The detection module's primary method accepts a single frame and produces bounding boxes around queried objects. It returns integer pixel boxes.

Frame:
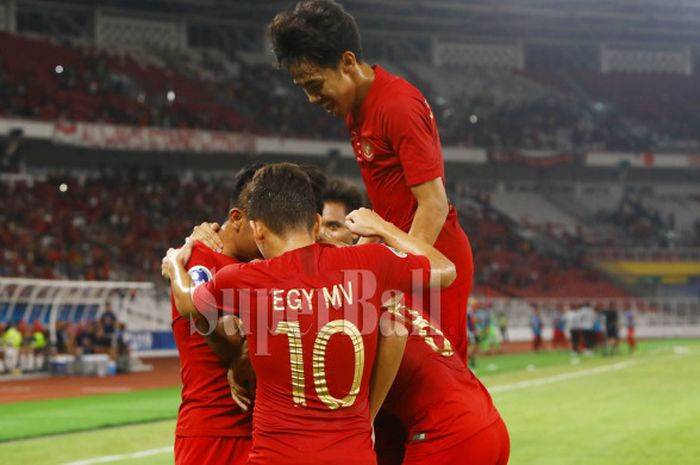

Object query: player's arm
[194,314,244,363]
[369,315,408,421]
[162,239,198,317]
[408,178,449,245]
[385,96,449,245]
[345,208,456,288]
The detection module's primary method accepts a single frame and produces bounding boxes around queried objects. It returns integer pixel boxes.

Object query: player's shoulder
[378,70,425,104]
[189,241,237,266]
[330,243,409,261]
[186,241,238,284]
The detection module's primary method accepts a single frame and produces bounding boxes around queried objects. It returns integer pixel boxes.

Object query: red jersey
[193,243,430,465]
[346,65,472,287]
[382,304,501,461]
[172,241,252,438]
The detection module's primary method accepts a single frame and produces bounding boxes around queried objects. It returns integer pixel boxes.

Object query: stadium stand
[3,29,700,152]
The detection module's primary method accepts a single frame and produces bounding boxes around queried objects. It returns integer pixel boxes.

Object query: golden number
[387,304,453,357]
[275,319,365,409]
[313,320,365,409]
[274,321,307,407]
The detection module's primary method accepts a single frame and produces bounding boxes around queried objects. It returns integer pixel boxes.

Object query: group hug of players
[161,2,510,464]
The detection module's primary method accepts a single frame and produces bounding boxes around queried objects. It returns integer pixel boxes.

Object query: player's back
[382,304,502,462]
[171,241,251,438]
[195,242,430,465]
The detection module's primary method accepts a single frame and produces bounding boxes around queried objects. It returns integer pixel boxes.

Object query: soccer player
[624,304,636,353]
[321,177,365,245]
[170,165,262,465]
[381,302,509,465]
[531,307,543,352]
[269,0,474,363]
[603,301,620,355]
[165,163,456,465]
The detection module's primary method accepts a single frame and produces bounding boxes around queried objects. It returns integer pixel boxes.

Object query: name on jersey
[271,281,354,312]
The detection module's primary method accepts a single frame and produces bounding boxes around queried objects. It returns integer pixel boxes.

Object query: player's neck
[262,232,315,259]
[218,222,242,260]
[352,62,375,117]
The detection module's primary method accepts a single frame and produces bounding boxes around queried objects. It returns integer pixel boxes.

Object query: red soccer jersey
[172,241,252,438]
[193,243,430,465]
[345,65,472,288]
[382,304,502,461]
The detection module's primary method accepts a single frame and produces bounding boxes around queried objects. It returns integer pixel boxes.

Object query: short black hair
[244,163,317,236]
[299,164,329,214]
[323,177,365,215]
[268,0,363,69]
[231,163,267,209]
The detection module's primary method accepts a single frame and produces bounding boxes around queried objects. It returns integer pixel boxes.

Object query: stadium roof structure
[29,0,700,47]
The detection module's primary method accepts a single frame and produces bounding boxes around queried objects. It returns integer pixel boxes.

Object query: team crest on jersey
[384,245,408,258]
[361,140,375,161]
[188,266,212,286]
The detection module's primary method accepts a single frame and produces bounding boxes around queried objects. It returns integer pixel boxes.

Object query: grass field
[2,339,699,465]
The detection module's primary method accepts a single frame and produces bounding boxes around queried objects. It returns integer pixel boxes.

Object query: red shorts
[403,419,510,465]
[174,436,252,465]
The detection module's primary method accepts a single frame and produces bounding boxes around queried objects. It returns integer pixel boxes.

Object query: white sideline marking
[59,446,172,465]
[488,360,638,394]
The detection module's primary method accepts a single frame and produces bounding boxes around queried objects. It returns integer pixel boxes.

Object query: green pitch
[2,339,699,465]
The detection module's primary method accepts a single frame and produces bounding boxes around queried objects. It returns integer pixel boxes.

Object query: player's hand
[318,228,348,247]
[345,208,386,239]
[355,236,381,245]
[189,222,223,253]
[174,237,194,266]
[227,341,256,412]
[161,252,174,279]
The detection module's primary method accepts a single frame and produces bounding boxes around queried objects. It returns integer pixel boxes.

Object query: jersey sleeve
[351,243,431,294]
[184,242,217,285]
[383,92,443,187]
[192,263,243,318]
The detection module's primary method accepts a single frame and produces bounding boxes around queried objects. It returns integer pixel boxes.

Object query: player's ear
[229,208,245,230]
[340,51,356,73]
[250,220,265,243]
[312,213,322,241]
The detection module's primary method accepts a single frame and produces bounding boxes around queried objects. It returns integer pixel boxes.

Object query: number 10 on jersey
[275,319,365,410]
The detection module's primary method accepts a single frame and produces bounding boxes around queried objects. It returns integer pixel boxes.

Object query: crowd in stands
[428,87,643,151]
[457,190,629,299]
[0,32,252,131]
[0,170,232,282]
[1,168,633,299]
[1,31,700,151]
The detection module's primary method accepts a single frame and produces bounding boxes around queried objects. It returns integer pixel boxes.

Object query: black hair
[230,163,267,209]
[268,0,363,69]
[299,164,329,214]
[323,177,365,215]
[244,163,317,236]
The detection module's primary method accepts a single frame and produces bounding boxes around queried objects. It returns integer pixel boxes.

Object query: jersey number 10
[275,319,365,410]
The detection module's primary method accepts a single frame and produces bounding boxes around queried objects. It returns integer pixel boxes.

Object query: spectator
[75,321,97,355]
